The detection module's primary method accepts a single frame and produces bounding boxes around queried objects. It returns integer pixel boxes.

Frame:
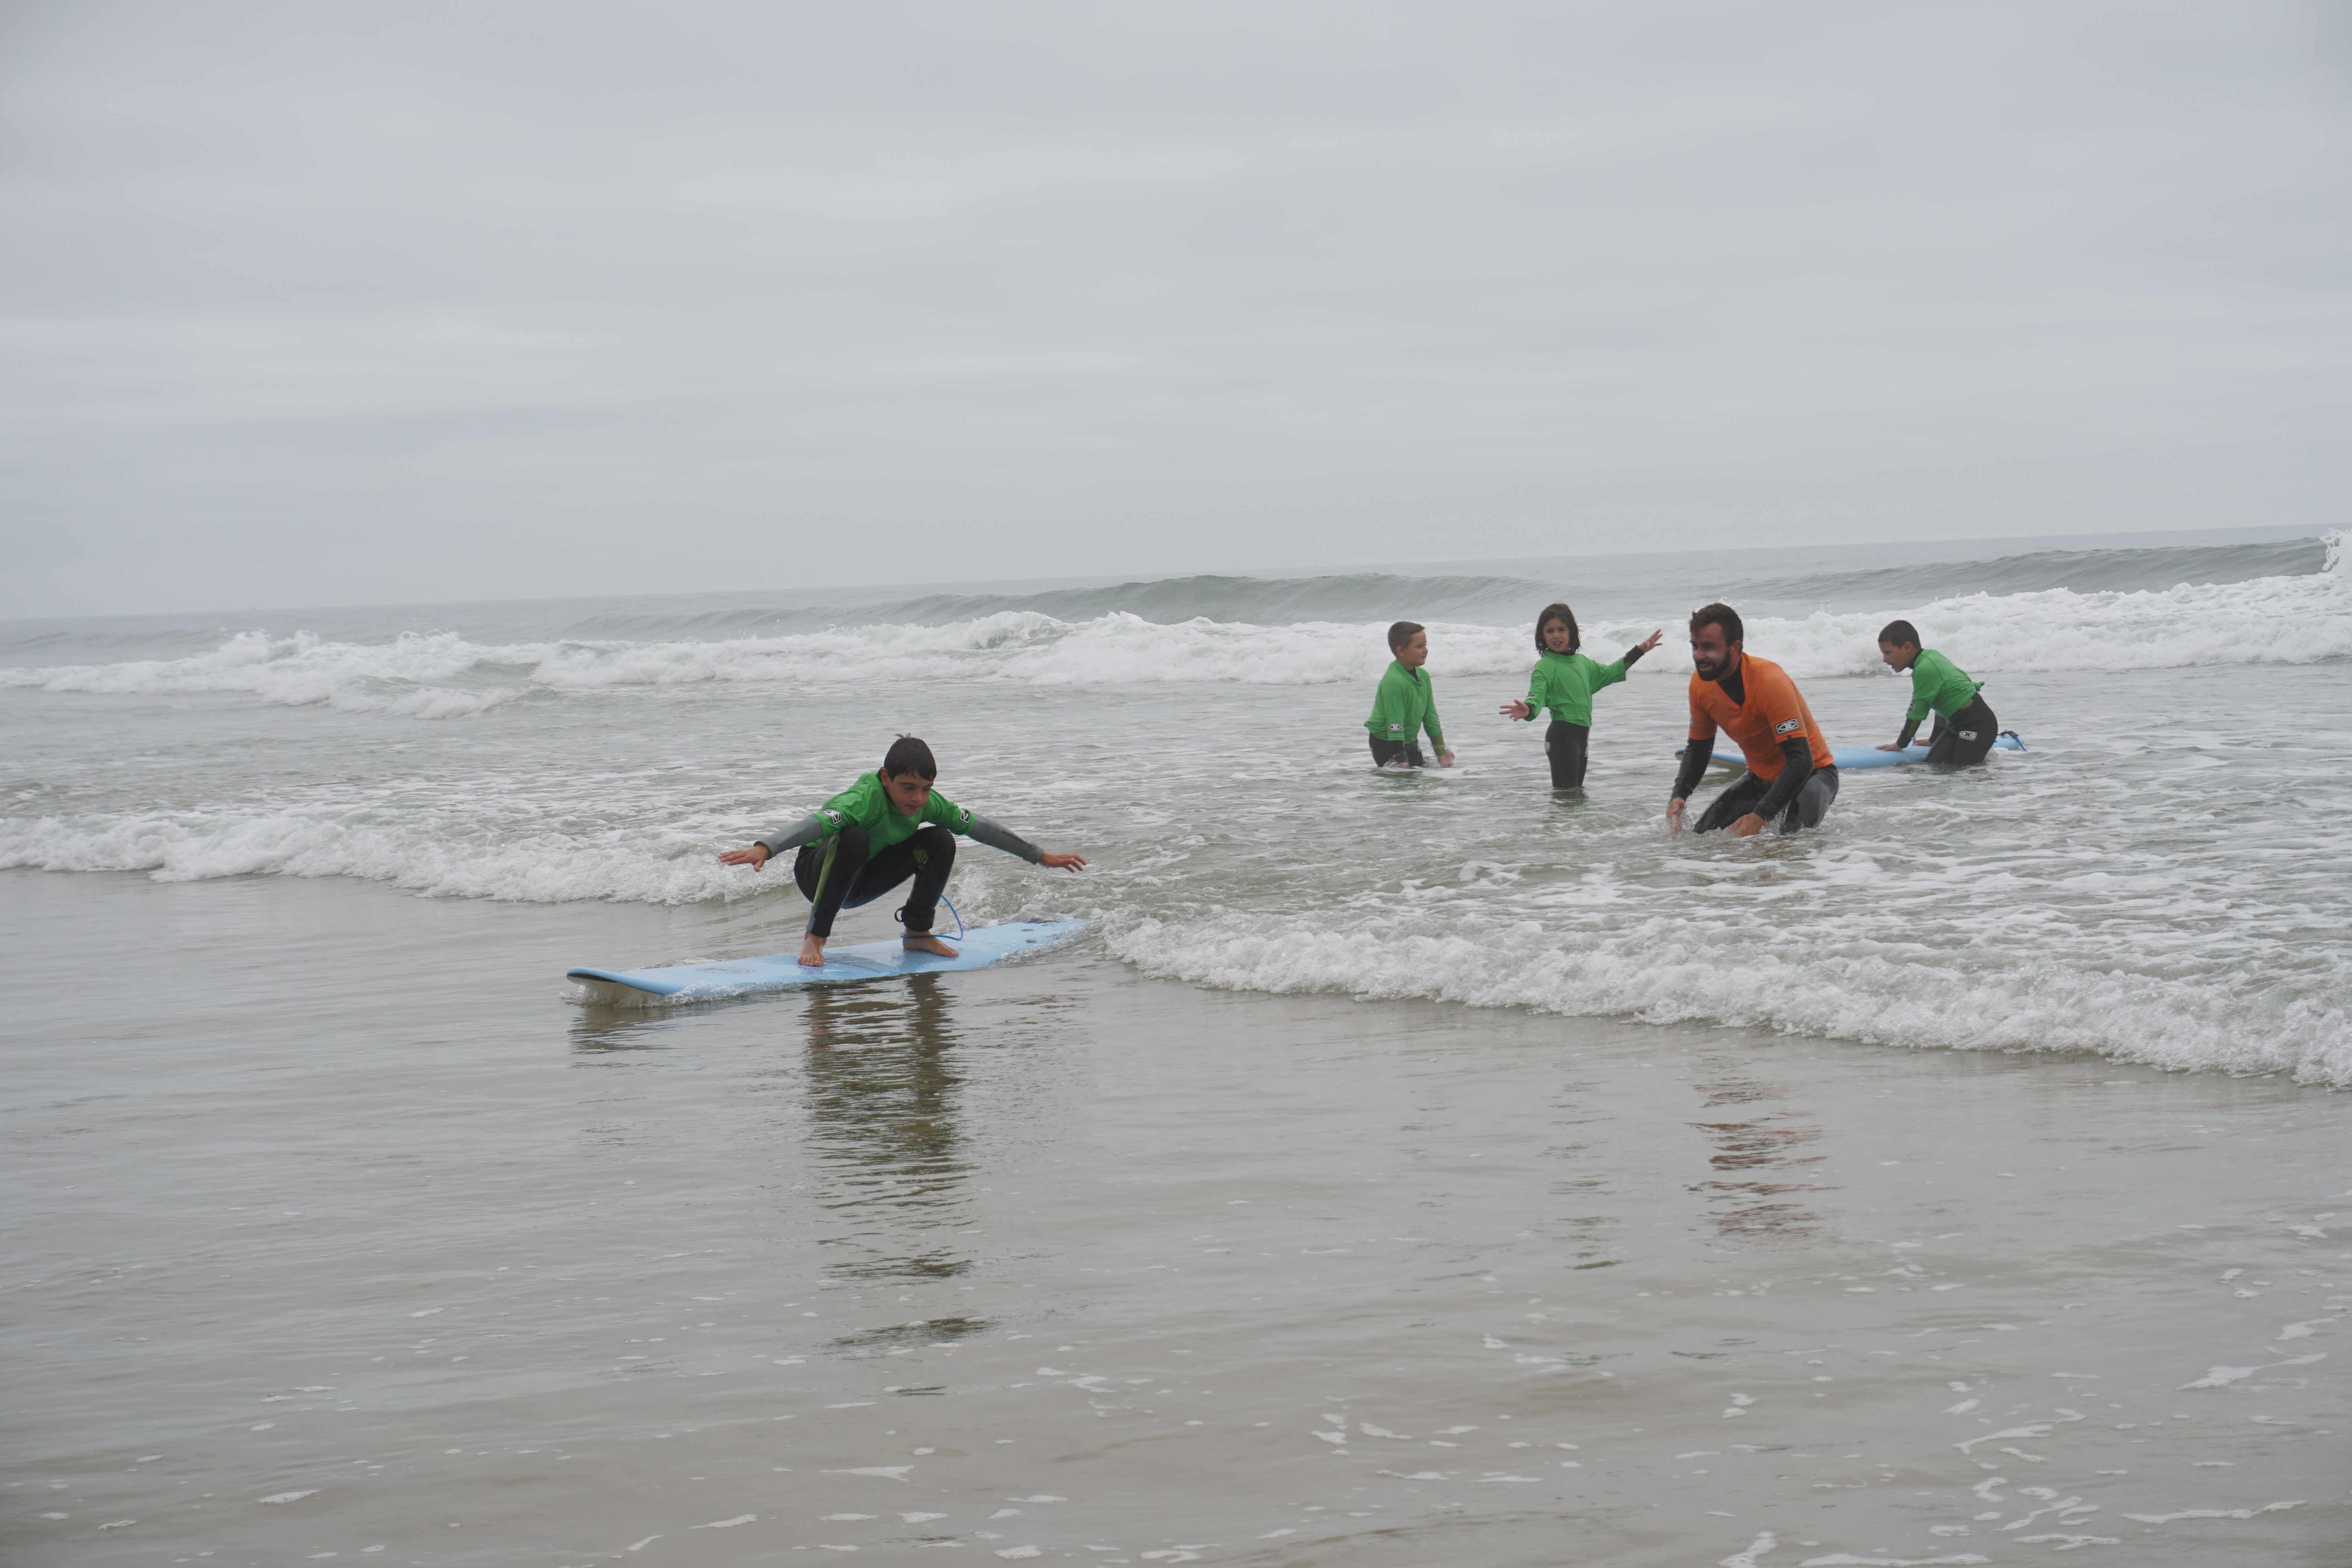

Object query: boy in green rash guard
[1498,601,1662,790]
[719,735,1086,967]
[1365,621,1454,769]
[1874,619,2000,766]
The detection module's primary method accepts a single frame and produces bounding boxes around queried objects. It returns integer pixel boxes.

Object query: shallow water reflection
[1687,1069,1832,1241]
[802,975,975,1285]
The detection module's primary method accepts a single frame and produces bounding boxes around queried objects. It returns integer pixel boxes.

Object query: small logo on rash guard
[952,806,972,829]
[818,808,844,826]
[1773,718,1803,735]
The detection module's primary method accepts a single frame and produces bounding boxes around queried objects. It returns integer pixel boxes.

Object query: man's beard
[1694,655,1727,682]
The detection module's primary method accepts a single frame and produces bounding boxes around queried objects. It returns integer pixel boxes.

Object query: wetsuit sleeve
[755,815,829,858]
[1521,665,1544,721]
[1672,744,1710,801]
[965,814,1044,864]
[1748,737,1816,822]
[1622,643,1650,668]
[1893,717,1921,749]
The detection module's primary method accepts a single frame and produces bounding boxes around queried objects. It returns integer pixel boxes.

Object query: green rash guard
[1365,660,1443,750]
[754,773,1042,863]
[1517,649,1629,728]
[1904,648,1983,725]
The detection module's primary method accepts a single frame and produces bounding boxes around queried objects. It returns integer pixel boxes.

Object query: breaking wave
[1,535,2341,718]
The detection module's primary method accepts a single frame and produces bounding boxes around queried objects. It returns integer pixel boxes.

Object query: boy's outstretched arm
[719,813,828,869]
[968,813,1086,872]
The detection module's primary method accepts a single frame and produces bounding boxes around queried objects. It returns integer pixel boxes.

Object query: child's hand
[1499,700,1532,719]
[719,845,769,869]
[1437,749,1457,768]
[1038,852,1087,873]
[1636,628,1662,653]
[1875,742,1905,751]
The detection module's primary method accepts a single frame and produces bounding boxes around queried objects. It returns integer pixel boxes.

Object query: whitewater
[3,527,2347,1083]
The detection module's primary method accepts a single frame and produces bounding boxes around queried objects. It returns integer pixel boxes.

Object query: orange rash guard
[1687,653,1834,779]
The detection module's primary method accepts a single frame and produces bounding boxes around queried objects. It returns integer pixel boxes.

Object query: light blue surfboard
[1704,733,2025,771]
[567,919,1090,1005]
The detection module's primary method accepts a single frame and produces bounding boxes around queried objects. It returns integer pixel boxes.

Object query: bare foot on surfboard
[798,933,826,967]
[903,935,959,959]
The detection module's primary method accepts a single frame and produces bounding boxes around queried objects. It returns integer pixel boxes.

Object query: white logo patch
[1773,718,1802,735]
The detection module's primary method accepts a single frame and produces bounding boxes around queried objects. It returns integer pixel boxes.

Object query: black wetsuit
[1689,762,1841,833]
[792,822,957,940]
[1542,722,1590,791]
[1898,694,2001,766]
[1368,737,1428,769]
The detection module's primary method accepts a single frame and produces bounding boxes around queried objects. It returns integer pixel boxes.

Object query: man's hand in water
[1039,852,1087,872]
[1665,797,1686,836]
[1730,813,1767,837]
[720,844,770,869]
[798,933,825,967]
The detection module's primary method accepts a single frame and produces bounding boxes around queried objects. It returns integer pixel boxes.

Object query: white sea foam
[3,537,2341,716]
[0,809,750,904]
[0,806,1043,920]
[1101,911,2352,1088]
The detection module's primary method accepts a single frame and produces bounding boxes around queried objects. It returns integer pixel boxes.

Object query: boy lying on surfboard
[720,735,1085,967]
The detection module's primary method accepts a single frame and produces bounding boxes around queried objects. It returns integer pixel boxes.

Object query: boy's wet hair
[881,735,938,780]
[1878,619,1921,648]
[1689,602,1743,645]
[1534,601,1580,654]
[1387,620,1425,654]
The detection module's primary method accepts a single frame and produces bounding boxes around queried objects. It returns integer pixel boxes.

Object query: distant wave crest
[3,533,2341,717]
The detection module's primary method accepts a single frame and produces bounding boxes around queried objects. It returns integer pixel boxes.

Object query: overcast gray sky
[2,2,2347,617]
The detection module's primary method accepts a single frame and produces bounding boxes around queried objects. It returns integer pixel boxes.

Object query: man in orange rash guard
[1666,602,1839,837]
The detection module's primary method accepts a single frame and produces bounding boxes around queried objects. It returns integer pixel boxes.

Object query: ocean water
[5,526,2347,1082]
[4,526,2349,1566]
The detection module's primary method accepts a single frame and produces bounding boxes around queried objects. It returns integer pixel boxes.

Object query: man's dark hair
[1534,602,1579,654]
[1688,602,1743,645]
[1878,619,1921,648]
[881,735,938,780]
[1387,620,1425,654]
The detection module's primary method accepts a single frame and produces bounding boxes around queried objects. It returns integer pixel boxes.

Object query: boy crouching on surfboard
[720,736,1085,967]
[1874,620,2000,766]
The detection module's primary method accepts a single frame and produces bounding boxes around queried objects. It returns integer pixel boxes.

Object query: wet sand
[3,867,2345,1566]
